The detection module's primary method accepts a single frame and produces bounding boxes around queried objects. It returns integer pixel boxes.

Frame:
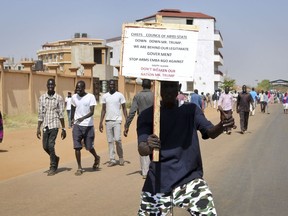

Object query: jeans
[42,127,59,169]
[67,110,71,128]
[105,120,123,161]
[239,111,249,131]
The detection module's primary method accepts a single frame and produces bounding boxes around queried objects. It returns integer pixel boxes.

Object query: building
[37,33,114,93]
[3,57,24,71]
[107,9,224,95]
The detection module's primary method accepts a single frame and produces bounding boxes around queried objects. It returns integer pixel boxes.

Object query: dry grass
[3,113,38,131]
[3,105,104,131]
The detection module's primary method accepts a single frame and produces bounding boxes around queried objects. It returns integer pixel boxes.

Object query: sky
[1,0,288,86]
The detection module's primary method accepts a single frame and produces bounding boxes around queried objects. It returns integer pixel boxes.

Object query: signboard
[120,23,199,81]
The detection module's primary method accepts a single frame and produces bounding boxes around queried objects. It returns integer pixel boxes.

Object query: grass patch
[3,106,103,131]
[4,113,38,131]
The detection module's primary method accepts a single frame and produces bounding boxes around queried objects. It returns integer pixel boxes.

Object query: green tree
[256,79,271,91]
[220,79,236,90]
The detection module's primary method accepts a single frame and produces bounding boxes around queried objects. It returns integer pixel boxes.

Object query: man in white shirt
[71,80,100,176]
[65,92,72,128]
[99,79,128,167]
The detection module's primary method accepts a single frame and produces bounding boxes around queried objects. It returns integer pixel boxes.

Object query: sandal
[75,169,84,176]
[93,155,101,170]
[107,161,117,167]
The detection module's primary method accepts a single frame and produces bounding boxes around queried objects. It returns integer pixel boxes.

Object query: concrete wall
[0,59,95,116]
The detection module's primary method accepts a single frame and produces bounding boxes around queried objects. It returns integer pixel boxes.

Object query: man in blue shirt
[137,81,234,215]
[190,89,202,109]
[249,87,258,116]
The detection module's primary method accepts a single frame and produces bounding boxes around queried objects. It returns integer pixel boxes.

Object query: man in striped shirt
[37,78,66,176]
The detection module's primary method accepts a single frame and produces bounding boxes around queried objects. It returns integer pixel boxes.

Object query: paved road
[206,103,288,216]
[0,104,287,215]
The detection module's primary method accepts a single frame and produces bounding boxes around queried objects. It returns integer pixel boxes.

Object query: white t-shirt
[65,96,72,110]
[71,93,97,126]
[101,91,126,121]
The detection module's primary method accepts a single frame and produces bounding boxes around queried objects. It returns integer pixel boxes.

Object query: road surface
[0,104,287,215]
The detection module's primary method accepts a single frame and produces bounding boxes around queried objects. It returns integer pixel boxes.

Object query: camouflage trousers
[138,178,217,216]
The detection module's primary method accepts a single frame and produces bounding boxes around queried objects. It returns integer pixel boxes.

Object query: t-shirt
[65,96,72,110]
[137,103,214,194]
[218,93,233,111]
[101,91,126,121]
[71,93,97,126]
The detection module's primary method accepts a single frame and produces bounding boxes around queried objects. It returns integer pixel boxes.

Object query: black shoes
[47,156,60,176]
[93,155,101,170]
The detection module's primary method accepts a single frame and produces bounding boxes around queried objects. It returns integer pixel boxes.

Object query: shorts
[72,125,95,150]
[138,178,217,216]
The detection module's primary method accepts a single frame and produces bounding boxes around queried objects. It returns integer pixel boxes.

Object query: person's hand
[219,109,235,128]
[74,118,83,125]
[61,129,66,140]
[123,127,129,137]
[147,134,161,149]
[138,134,161,156]
[99,123,103,133]
[36,128,41,139]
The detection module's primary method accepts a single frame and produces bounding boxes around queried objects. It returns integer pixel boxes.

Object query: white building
[107,9,224,94]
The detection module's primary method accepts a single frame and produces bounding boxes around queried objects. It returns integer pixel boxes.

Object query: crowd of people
[179,86,288,135]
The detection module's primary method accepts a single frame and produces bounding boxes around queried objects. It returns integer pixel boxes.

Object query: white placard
[121,25,198,81]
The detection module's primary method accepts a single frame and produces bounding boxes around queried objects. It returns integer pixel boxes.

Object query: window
[186,19,193,25]
[94,48,102,64]
[110,51,113,58]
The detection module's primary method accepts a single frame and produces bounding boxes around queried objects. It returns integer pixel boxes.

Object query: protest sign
[121,23,198,81]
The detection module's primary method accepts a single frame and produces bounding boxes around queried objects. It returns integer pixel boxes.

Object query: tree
[256,79,271,92]
[220,79,236,90]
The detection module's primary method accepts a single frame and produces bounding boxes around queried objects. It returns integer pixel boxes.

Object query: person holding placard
[136,81,234,215]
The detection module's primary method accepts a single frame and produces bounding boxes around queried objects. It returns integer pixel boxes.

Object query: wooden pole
[152,80,160,161]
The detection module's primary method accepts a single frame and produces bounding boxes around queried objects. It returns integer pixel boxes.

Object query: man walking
[237,85,254,134]
[99,79,128,167]
[71,80,100,176]
[190,89,202,109]
[124,79,153,179]
[37,78,66,176]
[136,81,234,215]
[65,92,72,128]
[249,87,258,116]
[218,86,234,134]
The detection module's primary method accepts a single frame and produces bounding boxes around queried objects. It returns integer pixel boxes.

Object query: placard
[121,24,199,81]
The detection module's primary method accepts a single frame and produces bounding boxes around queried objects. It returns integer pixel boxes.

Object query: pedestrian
[99,79,128,167]
[236,85,254,134]
[206,93,212,107]
[36,78,66,176]
[265,91,270,114]
[249,87,258,116]
[190,89,202,109]
[218,86,235,134]
[0,111,3,143]
[282,93,288,114]
[201,92,207,110]
[259,90,266,113]
[177,91,186,107]
[65,92,72,128]
[232,90,238,111]
[136,81,234,215]
[124,79,153,179]
[70,80,100,176]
